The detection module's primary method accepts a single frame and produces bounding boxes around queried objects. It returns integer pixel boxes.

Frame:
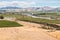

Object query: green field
[0,13,60,24]
[13,14,60,24]
[16,15,60,30]
[0,13,60,29]
[0,20,22,27]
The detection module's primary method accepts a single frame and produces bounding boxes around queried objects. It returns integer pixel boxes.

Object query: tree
[0,16,4,19]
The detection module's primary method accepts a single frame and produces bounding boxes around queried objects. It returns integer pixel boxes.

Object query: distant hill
[0,6,60,12]
[32,7,60,12]
[0,6,21,10]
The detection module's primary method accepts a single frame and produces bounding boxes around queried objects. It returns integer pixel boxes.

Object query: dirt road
[0,21,57,40]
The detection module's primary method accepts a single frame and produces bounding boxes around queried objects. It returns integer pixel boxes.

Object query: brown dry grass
[0,20,57,40]
[49,31,60,40]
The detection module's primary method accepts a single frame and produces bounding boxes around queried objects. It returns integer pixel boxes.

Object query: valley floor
[0,20,57,40]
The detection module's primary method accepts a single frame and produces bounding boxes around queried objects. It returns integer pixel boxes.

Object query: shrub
[0,16,4,19]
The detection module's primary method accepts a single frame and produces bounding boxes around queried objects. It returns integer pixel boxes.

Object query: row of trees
[40,22,60,30]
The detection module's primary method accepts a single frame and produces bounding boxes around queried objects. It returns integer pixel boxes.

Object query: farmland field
[0,13,60,24]
[0,20,22,27]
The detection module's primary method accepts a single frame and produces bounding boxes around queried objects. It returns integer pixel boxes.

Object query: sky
[0,0,60,8]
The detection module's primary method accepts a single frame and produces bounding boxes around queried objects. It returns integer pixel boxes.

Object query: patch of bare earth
[0,21,57,40]
[49,31,60,40]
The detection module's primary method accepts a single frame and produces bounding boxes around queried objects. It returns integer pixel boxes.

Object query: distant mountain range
[35,7,60,12]
[0,6,60,12]
[0,6,21,9]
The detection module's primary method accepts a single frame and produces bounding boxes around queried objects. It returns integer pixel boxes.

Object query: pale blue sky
[0,0,60,7]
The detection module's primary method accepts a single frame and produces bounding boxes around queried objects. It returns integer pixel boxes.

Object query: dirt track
[0,21,57,40]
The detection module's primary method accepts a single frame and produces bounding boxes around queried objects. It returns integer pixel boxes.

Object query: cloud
[0,1,36,7]
[0,0,60,7]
